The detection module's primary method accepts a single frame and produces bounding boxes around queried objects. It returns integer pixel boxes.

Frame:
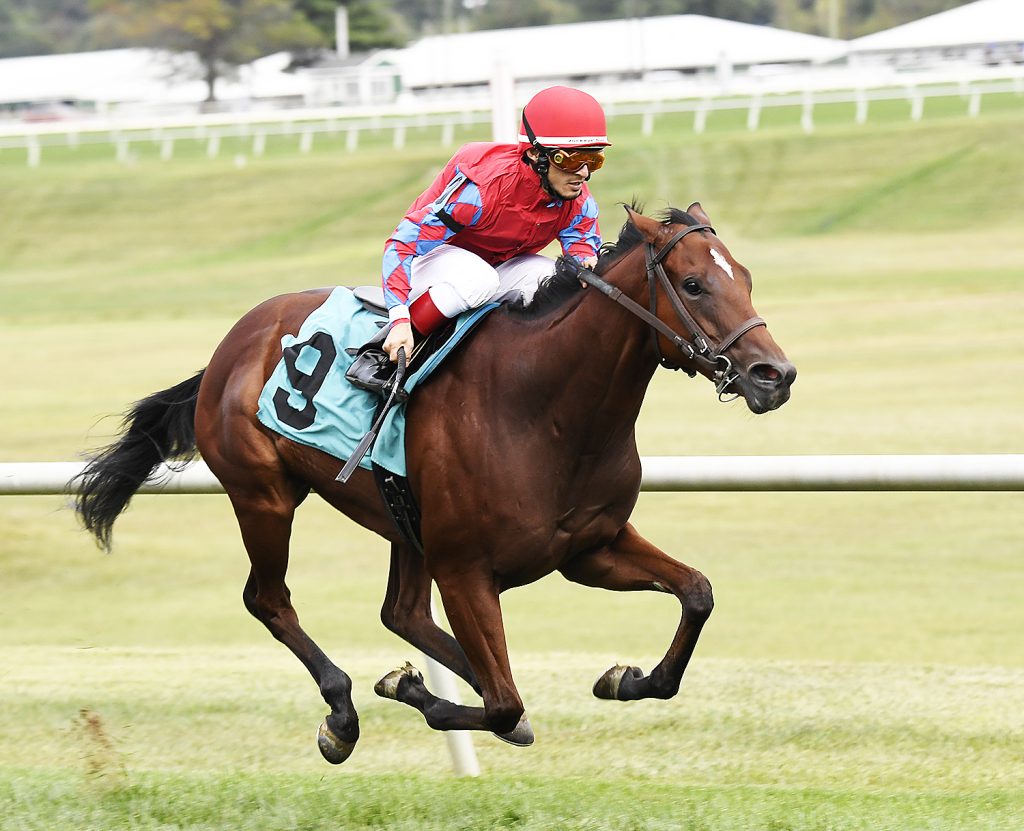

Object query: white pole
[910,90,924,121]
[855,89,868,124]
[639,455,1024,492]
[693,106,707,134]
[4,457,1024,495]
[424,596,480,777]
[489,61,516,144]
[440,121,455,147]
[747,96,761,131]
[801,89,814,133]
[968,90,981,117]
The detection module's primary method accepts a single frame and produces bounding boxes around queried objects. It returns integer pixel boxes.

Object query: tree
[0,0,105,57]
[95,0,325,101]
[292,0,406,51]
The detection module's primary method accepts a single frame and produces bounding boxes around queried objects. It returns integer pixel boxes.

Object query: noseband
[567,224,766,400]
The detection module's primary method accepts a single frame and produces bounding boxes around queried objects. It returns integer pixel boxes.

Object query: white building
[1,3,1020,118]
[848,0,1024,70]
[306,14,845,106]
[0,48,307,118]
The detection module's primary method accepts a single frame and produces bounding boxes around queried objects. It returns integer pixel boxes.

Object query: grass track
[1,99,1023,828]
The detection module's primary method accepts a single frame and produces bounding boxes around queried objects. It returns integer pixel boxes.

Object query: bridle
[565,223,766,401]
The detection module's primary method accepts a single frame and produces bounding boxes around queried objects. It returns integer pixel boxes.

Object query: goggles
[547,147,606,173]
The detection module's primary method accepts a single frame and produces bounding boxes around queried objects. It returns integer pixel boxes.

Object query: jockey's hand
[579,256,598,288]
[384,321,414,363]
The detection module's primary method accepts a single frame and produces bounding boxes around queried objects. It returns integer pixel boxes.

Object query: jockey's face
[528,148,597,200]
[545,160,591,200]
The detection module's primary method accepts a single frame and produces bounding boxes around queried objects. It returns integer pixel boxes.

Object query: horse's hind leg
[374,570,531,742]
[231,491,360,764]
[379,544,481,695]
[559,522,714,702]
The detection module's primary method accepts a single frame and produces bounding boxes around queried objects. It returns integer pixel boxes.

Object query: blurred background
[1,0,1021,120]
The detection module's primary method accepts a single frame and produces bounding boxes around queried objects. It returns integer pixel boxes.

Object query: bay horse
[74,203,795,763]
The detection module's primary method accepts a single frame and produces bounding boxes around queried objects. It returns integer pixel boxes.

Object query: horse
[74,202,796,764]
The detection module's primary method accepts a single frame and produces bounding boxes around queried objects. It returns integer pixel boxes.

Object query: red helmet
[518,86,611,149]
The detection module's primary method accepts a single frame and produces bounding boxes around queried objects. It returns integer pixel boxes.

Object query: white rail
[2,456,1023,495]
[3,75,1022,163]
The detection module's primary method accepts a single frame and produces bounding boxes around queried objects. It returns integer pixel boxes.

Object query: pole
[7,456,1022,496]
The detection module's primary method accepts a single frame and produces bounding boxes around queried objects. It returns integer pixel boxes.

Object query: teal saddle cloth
[256,286,495,477]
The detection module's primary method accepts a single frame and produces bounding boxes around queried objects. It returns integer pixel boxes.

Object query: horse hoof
[317,720,357,765]
[593,664,642,700]
[374,661,423,700]
[492,715,534,747]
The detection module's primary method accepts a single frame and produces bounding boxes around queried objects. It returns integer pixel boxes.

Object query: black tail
[74,370,205,552]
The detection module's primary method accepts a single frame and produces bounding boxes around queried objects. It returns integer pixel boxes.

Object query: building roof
[850,0,1024,52]
[396,15,845,88]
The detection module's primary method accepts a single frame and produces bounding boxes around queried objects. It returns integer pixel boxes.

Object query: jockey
[379,85,610,363]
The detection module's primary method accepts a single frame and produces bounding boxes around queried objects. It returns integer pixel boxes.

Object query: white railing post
[424,596,480,777]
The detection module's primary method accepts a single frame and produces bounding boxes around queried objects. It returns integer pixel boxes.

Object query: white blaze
[710,248,734,280]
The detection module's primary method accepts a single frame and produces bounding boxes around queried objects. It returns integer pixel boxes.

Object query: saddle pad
[256,286,496,478]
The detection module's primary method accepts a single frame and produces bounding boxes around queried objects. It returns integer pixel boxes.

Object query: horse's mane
[506,200,703,319]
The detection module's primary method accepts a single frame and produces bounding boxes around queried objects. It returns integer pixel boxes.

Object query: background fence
[3,456,1023,495]
[2,75,1022,167]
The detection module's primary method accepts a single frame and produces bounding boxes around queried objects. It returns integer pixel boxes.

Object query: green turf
[1,100,1022,829]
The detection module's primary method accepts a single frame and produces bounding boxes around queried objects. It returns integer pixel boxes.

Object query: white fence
[2,456,1023,495]
[2,75,1022,167]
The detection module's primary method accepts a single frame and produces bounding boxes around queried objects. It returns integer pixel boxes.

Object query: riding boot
[344,290,452,399]
[345,323,400,398]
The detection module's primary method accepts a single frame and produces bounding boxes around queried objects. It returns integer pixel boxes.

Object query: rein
[567,223,765,400]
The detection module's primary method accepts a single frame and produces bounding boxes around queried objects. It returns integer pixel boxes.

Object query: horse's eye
[682,278,702,297]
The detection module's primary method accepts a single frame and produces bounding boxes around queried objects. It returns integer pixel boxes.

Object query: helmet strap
[521,109,551,176]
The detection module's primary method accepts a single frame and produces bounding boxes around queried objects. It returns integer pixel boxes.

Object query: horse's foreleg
[379,544,482,695]
[232,496,359,764]
[375,571,531,743]
[559,522,714,702]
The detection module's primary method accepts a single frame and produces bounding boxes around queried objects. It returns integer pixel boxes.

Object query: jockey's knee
[429,274,500,316]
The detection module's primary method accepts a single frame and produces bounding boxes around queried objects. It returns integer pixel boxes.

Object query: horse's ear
[624,205,665,244]
[687,202,712,226]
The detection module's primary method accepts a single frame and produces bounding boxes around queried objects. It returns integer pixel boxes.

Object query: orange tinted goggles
[547,147,606,173]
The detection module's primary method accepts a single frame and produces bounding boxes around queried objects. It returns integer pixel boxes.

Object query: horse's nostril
[749,362,795,388]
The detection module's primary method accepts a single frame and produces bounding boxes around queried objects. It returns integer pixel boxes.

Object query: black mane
[597,202,704,268]
[506,201,702,319]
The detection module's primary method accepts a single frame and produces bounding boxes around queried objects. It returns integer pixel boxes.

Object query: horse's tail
[74,370,205,552]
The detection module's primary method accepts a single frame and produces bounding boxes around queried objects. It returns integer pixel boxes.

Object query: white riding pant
[409,244,556,318]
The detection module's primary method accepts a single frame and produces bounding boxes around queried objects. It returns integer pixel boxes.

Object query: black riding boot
[345,324,406,400]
